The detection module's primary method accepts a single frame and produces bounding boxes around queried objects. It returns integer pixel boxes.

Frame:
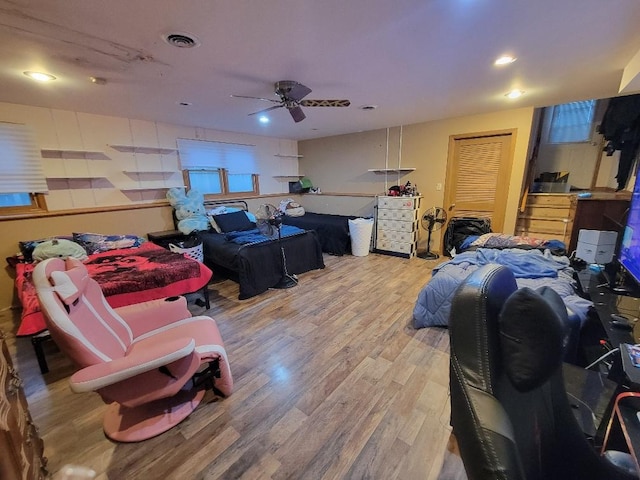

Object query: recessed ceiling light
[24,71,56,82]
[90,76,107,85]
[495,55,517,66]
[258,116,269,124]
[505,89,524,99]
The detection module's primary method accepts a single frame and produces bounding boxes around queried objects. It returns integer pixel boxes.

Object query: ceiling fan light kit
[233,80,350,123]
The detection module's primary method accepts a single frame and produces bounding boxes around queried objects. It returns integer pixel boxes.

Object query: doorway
[443,130,516,237]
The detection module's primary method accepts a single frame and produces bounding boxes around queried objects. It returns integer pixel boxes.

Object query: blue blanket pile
[412,248,592,329]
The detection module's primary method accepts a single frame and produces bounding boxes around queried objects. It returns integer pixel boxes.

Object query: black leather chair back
[449,264,634,480]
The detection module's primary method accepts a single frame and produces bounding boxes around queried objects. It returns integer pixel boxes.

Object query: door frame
[442,128,517,242]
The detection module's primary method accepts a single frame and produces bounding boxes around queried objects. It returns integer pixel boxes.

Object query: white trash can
[348,218,374,256]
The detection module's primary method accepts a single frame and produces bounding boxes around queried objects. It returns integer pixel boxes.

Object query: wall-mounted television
[618,166,640,293]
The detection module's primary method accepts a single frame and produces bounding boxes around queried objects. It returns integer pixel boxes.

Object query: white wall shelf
[119,186,184,191]
[46,175,106,179]
[109,145,177,154]
[274,154,303,158]
[123,170,177,174]
[368,168,416,173]
[41,149,107,159]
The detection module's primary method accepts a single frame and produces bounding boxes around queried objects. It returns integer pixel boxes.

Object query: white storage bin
[576,229,617,264]
[348,218,374,256]
[578,229,618,245]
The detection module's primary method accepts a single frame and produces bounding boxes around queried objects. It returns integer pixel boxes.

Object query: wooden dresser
[515,192,630,253]
[1,329,48,480]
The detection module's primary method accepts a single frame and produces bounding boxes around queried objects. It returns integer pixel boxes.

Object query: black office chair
[449,264,637,480]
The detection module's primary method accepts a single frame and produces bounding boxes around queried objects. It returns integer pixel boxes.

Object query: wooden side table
[147,230,187,249]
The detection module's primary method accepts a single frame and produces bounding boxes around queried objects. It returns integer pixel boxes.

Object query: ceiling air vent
[162,32,201,49]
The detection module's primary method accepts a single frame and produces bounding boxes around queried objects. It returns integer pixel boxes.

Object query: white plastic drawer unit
[378,196,420,210]
[376,228,416,243]
[377,208,418,222]
[375,238,416,254]
[377,218,416,233]
[375,195,422,258]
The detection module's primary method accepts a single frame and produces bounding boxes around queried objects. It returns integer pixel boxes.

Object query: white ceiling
[1,0,640,141]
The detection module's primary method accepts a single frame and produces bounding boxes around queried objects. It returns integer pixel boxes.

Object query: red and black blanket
[15,242,212,336]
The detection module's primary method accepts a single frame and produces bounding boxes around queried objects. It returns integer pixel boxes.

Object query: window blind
[0,122,48,193]
[177,138,256,173]
[548,100,596,143]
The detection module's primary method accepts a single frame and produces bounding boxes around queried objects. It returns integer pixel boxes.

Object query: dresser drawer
[377,218,418,232]
[377,228,417,243]
[378,196,420,210]
[375,238,416,255]
[377,208,418,222]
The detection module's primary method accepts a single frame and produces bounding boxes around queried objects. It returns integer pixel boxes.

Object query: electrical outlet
[436,183,442,191]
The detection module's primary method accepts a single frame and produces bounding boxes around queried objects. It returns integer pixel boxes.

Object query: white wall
[299,107,537,243]
[0,102,300,210]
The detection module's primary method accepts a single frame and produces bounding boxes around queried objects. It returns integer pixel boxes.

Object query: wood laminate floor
[1,252,457,480]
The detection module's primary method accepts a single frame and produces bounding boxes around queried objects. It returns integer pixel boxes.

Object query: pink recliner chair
[33,257,232,442]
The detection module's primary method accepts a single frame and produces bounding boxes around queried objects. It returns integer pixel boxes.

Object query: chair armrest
[115,296,192,337]
[70,337,195,393]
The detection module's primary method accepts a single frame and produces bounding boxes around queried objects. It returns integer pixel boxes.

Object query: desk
[576,269,639,361]
[621,344,640,389]
[577,269,640,452]
[564,363,618,438]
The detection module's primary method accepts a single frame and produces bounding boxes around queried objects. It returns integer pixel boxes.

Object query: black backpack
[443,217,492,256]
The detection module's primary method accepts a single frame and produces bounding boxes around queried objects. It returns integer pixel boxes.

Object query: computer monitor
[618,166,640,291]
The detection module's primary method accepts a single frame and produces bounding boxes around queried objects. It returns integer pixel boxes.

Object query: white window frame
[178,139,260,198]
[546,100,597,144]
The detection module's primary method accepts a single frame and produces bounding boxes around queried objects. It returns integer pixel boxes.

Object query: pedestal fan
[255,204,298,289]
[417,207,447,260]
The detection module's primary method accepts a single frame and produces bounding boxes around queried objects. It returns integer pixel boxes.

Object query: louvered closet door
[443,132,514,233]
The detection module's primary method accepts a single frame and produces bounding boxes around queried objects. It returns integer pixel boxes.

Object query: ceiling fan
[231,80,350,123]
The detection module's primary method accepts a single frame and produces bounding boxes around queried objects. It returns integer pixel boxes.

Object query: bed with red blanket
[14,242,212,337]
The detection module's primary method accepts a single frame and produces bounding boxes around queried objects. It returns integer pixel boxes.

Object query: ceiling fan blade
[289,83,312,102]
[231,94,281,105]
[248,105,283,116]
[275,81,312,102]
[300,99,351,108]
[288,106,306,123]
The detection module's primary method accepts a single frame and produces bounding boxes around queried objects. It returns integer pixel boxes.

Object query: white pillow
[32,239,88,262]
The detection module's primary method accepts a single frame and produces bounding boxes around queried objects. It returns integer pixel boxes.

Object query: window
[0,193,47,213]
[177,139,260,197]
[0,193,32,207]
[0,123,48,215]
[185,169,224,195]
[548,100,597,143]
[228,173,258,194]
